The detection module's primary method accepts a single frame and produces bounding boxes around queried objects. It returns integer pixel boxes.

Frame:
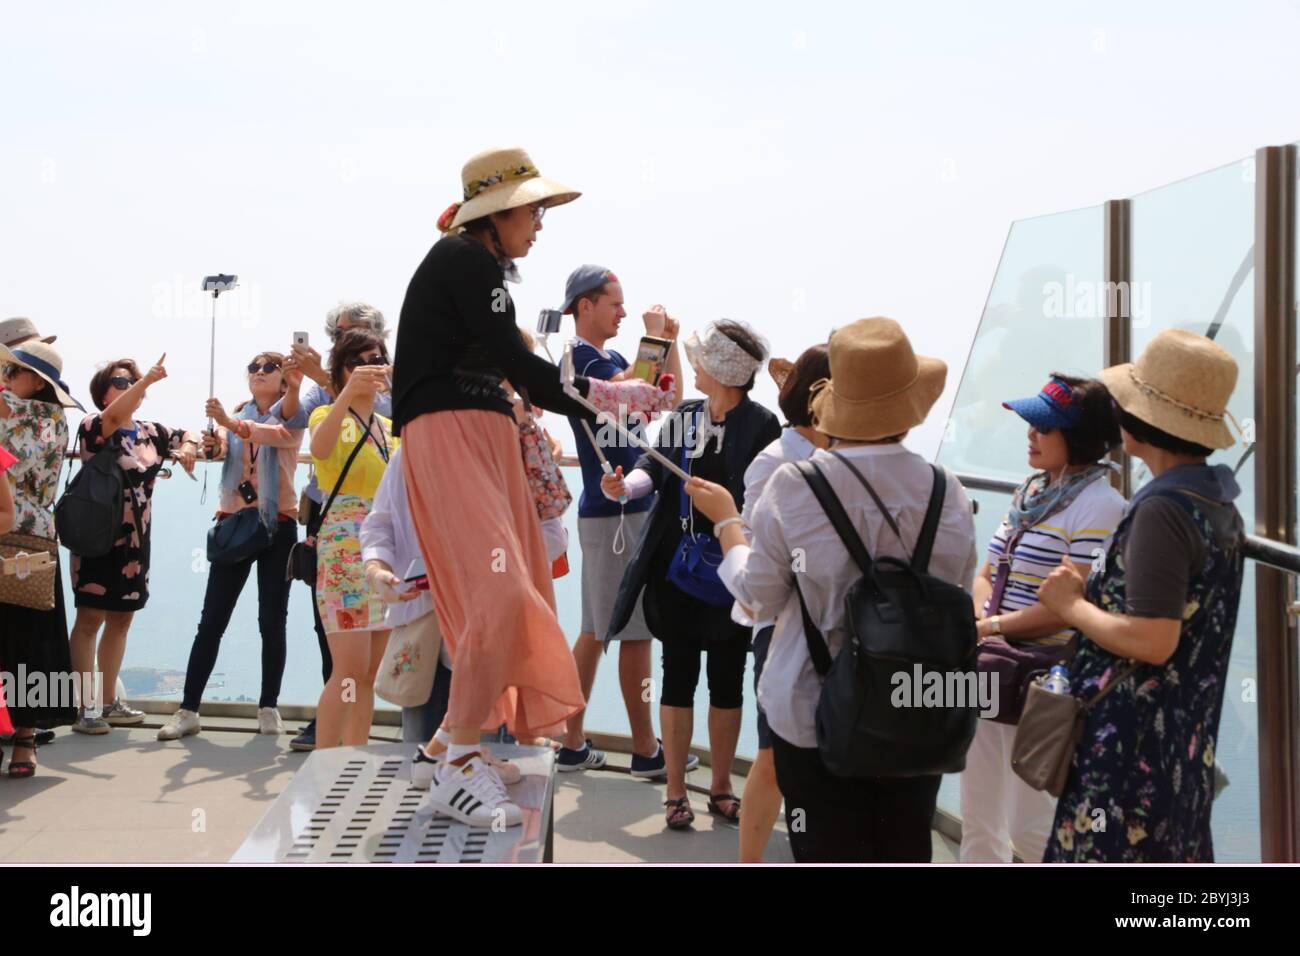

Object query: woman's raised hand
[340,364,388,401]
[281,355,304,390]
[144,353,168,386]
[204,397,233,430]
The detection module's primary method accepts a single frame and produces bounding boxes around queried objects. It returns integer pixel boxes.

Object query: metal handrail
[949,469,1300,577]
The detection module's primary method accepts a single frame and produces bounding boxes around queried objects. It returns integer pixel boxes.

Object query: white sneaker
[157,709,200,741]
[257,707,284,735]
[410,745,443,790]
[429,755,523,828]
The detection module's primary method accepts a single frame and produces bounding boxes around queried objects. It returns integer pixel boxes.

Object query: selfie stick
[560,341,689,483]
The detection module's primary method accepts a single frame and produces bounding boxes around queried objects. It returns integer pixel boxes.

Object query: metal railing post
[1104,199,1133,498]
[1253,143,1299,862]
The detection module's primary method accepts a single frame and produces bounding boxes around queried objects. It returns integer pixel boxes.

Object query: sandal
[8,735,37,779]
[707,793,741,821]
[664,796,695,830]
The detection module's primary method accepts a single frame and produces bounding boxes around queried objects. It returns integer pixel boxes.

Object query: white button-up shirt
[718,443,979,748]
[359,444,438,631]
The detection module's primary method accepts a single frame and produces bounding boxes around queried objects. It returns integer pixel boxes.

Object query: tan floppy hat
[437,146,580,233]
[809,317,947,441]
[1099,328,1237,450]
[0,316,56,346]
[0,340,83,409]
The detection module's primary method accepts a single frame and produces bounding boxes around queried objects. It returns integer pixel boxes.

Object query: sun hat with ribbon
[809,317,947,441]
[683,320,768,388]
[0,317,56,347]
[1099,328,1238,450]
[0,340,84,410]
[437,146,580,234]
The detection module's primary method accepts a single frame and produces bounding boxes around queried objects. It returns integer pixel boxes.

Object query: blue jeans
[400,661,453,744]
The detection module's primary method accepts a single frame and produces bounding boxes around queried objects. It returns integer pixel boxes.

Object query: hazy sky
[3,0,1297,455]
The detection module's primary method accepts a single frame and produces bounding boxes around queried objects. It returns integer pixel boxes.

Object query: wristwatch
[989,614,1003,636]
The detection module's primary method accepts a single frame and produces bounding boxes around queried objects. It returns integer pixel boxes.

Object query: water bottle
[1042,664,1071,695]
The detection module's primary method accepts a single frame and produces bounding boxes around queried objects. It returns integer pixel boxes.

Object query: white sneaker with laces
[410,747,522,790]
[157,709,201,741]
[429,755,523,828]
[257,707,284,735]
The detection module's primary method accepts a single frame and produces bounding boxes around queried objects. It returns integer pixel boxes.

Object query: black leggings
[770,731,941,862]
[181,517,298,711]
[654,584,749,709]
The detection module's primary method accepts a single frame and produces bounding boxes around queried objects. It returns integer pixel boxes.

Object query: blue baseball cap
[560,264,619,314]
[1002,376,1082,431]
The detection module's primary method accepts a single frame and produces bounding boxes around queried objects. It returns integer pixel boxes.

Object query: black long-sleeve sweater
[392,233,591,435]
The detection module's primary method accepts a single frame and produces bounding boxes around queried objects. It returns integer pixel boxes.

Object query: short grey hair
[325,302,387,341]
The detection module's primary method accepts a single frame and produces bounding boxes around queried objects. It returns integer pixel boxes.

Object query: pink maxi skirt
[401,409,583,739]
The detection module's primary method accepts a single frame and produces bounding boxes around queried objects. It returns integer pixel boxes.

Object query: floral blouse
[0,392,70,539]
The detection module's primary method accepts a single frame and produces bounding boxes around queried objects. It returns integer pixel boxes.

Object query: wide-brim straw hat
[809,317,946,441]
[0,340,83,410]
[1099,328,1237,450]
[439,146,580,233]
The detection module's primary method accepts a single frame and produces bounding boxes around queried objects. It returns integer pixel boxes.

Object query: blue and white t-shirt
[565,337,654,519]
[986,476,1126,644]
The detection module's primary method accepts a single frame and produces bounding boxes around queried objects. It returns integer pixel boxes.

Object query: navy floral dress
[1044,488,1243,862]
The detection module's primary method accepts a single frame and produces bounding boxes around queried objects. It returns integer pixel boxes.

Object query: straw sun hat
[0,340,83,409]
[809,317,947,441]
[1100,328,1238,450]
[437,146,580,234]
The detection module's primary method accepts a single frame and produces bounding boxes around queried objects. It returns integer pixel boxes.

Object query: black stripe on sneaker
[457,792,477,813]
[450,788,467,809]
[465,799,482,815]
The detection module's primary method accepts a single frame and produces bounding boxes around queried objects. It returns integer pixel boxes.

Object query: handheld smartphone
[292,331,309,349]
[631,336,672,383]
[403,557,430,592]
[537,308,563,336]
[202,274,238,293]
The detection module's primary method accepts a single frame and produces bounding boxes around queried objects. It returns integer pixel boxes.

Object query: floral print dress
[1044,490,1243,862]
[0,393,69,538]
[70,416,195,612]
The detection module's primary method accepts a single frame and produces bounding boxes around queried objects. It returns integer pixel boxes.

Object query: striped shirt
[986,476,1126,644]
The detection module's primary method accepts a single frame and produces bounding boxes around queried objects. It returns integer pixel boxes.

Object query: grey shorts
[579,512,652,642]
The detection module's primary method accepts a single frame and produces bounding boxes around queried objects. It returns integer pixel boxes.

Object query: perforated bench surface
[231,742,555,863]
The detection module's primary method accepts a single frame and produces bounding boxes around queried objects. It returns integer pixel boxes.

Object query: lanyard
[348,408,389,463]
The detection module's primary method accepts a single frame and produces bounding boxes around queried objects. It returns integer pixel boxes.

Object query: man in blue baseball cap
[556,264,691,779]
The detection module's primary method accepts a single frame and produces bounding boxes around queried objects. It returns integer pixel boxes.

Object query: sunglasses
[109,375,139,390]
[247,361,281,375]
[2,363,29,379]
[344,353,388,370]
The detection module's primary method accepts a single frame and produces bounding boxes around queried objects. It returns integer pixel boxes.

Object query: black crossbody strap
[910,464,947,573]
[793,577,833,677]
[794,459,874,576]
[310,431,370,536]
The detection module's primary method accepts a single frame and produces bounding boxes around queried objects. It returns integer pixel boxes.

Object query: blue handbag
[207,507,273,566]
[666,409,733,607]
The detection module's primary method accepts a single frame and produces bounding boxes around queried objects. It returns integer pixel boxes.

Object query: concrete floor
[0,722,956,863]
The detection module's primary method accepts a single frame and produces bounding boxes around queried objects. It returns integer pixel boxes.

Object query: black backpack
[55,433,127,558]
[793,454,978,778]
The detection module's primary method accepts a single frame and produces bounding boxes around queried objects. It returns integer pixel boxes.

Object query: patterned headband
[463,162,539,201]
[685,325,767,388]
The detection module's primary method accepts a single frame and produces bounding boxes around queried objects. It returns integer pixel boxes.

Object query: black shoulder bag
[792,456,979,778]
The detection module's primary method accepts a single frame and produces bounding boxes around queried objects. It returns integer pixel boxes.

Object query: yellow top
[309,404,399,499]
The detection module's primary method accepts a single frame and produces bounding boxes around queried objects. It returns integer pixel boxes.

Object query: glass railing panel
[1130,155,1259,860]
[938,205,1105,484]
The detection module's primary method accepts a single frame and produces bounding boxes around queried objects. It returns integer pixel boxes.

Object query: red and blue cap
[1002,376,1081,431]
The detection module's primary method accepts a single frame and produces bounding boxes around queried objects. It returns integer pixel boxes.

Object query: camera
[536,309,563,336]
[237,480,258,504]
